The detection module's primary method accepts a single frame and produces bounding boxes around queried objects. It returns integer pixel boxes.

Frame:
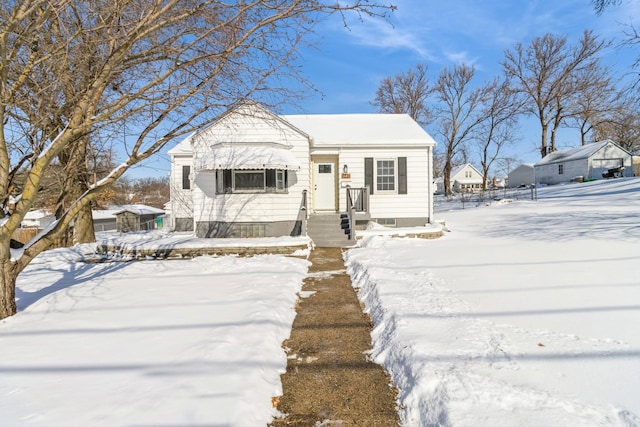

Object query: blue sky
[132,0,640,179]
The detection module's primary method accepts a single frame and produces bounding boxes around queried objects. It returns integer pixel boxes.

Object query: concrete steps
[307,213,355,248]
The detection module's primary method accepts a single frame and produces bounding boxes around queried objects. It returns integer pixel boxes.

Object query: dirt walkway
[270,247,399,427]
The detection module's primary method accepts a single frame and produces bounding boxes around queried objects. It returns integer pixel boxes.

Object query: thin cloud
[445,51,478,67]
[343,14,437,61]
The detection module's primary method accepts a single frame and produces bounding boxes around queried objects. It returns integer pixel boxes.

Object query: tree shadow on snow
[15,260,131,312]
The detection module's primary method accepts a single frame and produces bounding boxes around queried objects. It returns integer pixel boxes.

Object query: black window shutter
[182,165,191,190]
[364,157,374,194]
[398,157,407,194]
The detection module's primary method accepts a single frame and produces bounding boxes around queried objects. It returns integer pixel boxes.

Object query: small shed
[507,164,535,188]
[92,209,119,232]
[114,205,165,233]
[534,140,634,185]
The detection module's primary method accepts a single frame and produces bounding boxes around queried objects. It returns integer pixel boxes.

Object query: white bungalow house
[534,140,634,185]
[435,163,484,194]
[167,102,437,240]
[507,163,535,188]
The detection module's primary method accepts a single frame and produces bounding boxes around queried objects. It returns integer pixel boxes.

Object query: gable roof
[168,103,437,156]
[282,113,436,147]
[534,140,626,166]
[168,102,307,156]
[450,163,483,179]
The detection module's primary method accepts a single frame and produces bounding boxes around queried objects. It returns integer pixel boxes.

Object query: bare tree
[372,64,432,126]
[593,94,640,154]
[563,60,618,145]
[592,0,621,14]
[433,64,486,196]
[474,77,521,190]
[503,31,609,158]
[0,0,394,319]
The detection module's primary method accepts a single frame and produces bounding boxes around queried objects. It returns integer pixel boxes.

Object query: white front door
[313,161,336,211]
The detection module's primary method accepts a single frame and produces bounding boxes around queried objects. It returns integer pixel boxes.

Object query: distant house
[113,205,165,233]
[435,163,484,194]
[21,209,54,228]
[534,140,634,185]
[507,164,535,188]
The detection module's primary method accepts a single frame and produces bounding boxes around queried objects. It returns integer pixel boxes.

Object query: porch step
[307,213,355,248]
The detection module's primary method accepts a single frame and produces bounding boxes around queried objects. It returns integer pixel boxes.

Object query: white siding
[336,147,430,220]
[507,165,534,188]
[535,159,587,185]
[190,105,311,224]
[169,154,194,225]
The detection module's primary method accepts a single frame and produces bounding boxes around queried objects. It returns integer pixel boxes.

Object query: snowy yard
[1,177,639,426]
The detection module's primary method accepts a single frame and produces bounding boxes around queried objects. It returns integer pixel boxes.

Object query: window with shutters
[365,157,407,195]
[376,159,396,192]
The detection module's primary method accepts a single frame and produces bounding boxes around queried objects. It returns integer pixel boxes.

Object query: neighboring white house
[21,209,54,228]
[534,140,634,185]
[507,163,535,188]
[167,102,437,238]
[435,163,484,194]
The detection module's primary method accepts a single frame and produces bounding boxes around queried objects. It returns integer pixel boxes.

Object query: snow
[345,178,640,426]
[1,178,639,426]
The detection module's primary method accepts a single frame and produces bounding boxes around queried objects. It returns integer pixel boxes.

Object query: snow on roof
[167,107,437,159]
[113,204,164,216]
[195,144,300,171]
[282,113,436,147]
[92,209,120,220]
[24,209,53,220]
[167,132,195,155]
[449,163,483,179]
[535,140,611,166]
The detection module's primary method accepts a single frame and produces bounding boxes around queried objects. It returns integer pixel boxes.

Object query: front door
[313,161,336,211]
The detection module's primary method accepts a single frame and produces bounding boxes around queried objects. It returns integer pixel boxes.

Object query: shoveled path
[270,247,400,426]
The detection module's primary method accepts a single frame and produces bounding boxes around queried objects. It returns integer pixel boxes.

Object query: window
[558,164,564,175]
[234,170,264,191]
[318,164,332,174]
[365,157,407,195]
[182,165,191,190]
[216,169,288,194]
[376,159,396,191]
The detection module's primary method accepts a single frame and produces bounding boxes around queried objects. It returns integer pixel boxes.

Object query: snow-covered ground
[1,177,639,426]
[346,178,640,426]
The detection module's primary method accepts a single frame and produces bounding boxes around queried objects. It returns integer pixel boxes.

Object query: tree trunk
[0,259,18,319]
[74,203,96,243]
[540,123,549,158]
[56,135,96,246]
[443,160,452,196]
